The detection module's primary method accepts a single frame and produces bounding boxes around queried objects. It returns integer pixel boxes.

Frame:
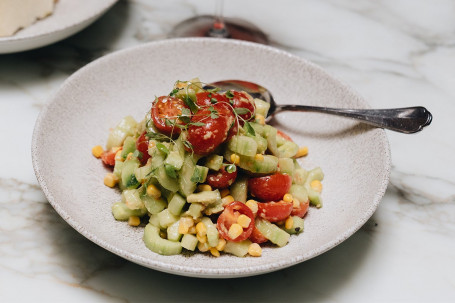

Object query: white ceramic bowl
[0,0,117,54]
[32,38,390,278]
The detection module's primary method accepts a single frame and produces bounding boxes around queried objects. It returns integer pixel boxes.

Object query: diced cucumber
[228,135,258,157]
[179,155,197,197]
[230,176,248,203]
[201,217,219,247]
[122,189,144,210]
[249,122,265,136]
[181,234,198,251]
[203,198,224,215]
[111,202,147,221]
[204,154,224,171]
[156,165,179,192]
[185,203,205,219]
[284,216,304,234]
[224,240,252,257]
[225,150,278,175]
[251,134,268,154]
[148,214,160,227]
[173,133,186,158]
[168,193,187,216]
[113,160,124,179]
[187,190,221,205]
[143,224,182,255]
[289,184,309,203]
[278,158,294,176]
[106,116,138,150]
[255,218,290,247]
[293,167,308,185]
[263,125,279,156]
[304,167,324,208]
[167,221,182,242]
[157,209,179,228]
[165,150,184,170]
[120,136,137,159]
[278,141,299,158]
[196,165,209,183]
[254,98,270,118]
[276,132,287,146]
[135,162,152,183]
[151,148,165,169]
[121,159,141,189]
[142,195,167,214]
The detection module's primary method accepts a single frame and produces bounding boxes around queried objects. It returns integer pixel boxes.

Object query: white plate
[32,38,391,278]
[0,0,117,54]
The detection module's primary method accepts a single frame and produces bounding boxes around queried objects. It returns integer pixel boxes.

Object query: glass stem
[208,0,229,38]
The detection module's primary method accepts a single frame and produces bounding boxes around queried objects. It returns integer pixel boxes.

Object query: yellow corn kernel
[196,222,207,237]
[178,217,194,234]
[128,216,141,227]
[197,234,207,244]
[295,146,309,158]
[255,114,265,125]
[221,195,235,206]
[285,217,294,229]
[114,150,123,162]
[283,193,293,203]
[248,243,262,257]
[209,247,220,257]
[126,152,134,160]
[188,226,197,234]
[292,197,300,208]
[220,188,230,198]
[197,184,212,192]
[92,145,104,158]
[237,214,252,228]
[310,180,323,193]
[228,223,243,239]
[230,153,240,165]
[104,173,118,188]
[197,241,209,252]
[216,238,227,251]
[245,200,258,214]
[254,154,264,162]
[146,184,161,199]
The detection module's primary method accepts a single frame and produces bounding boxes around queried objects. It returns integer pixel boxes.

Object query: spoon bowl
[208,80,432,134]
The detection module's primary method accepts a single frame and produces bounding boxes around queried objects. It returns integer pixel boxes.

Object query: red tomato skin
[151,96,187,136]
[217,202,255,242]
[231,91,255,123]
[136,131,151,165]
[248,173,292,202]
[249,226,268,244]
[195,92,229,107]
[257,201,293,222]
[206,166,238,189]
[101,149,117,166]
[291,200,310,218]
[277,130,294,142]
[186,103,234,155]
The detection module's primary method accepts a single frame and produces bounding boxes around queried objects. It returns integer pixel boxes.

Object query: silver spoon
[206,80,432,134]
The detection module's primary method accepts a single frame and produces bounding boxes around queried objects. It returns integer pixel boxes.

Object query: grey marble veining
[0,0,454,302]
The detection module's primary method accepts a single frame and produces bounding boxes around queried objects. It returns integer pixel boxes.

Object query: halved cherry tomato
[230,91,255,123]
[277,130,293,142]
[151,96,187,136]
[217,202,255,242]
[101,148,118,166]
[186,102,235,155]
[248,173,292,201]
[195,91,229,107]
[136,131,151,165]
[291,200,310,218]
[257,200,293,222]
[249,226,268,244]
[206,166,237,189]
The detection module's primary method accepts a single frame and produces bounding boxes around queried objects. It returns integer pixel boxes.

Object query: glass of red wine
[169,0,268,44]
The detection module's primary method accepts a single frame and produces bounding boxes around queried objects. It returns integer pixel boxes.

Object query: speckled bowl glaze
[0,0,117,54]
[32,38,391,278]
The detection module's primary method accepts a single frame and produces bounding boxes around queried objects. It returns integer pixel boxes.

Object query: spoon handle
[272,105,432,134]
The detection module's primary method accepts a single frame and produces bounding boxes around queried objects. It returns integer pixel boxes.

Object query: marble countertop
[1,0,454,302]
